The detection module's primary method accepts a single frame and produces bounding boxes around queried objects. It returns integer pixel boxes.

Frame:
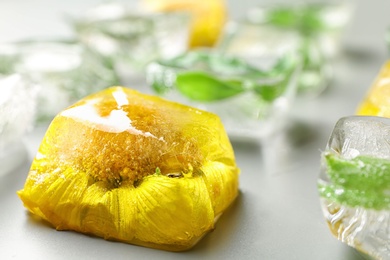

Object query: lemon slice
[141,0,227,48]
[18,86,239,251]
[357,60,390,116]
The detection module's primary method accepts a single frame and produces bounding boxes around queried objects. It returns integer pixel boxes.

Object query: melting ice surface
[328,116,390,160]
[61,88,157,138]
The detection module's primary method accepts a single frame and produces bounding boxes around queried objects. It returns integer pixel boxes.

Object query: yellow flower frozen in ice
[18,86,239,251]
[142,0,227,48]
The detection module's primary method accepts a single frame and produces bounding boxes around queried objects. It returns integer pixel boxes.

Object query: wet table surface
[0,0,389,259]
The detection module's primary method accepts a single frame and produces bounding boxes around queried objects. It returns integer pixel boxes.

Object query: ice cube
[0,40,120,123]
[326,116,390,160]
[146,49,301,140]
[235,1,354,95]
[246,0,354,59]
[319,116,390,259]
[71,2,190,83]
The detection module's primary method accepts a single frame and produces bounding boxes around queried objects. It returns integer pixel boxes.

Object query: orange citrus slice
[141,0,227,48]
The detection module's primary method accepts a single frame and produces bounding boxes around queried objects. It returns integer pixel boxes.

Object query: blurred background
[1,0,390,259]
[0,0,387,54]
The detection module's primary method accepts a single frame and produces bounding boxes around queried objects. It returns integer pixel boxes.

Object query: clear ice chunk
[319,116,390,259]
[0,74,38,175]
[0,40,120,122]
[71,2,191,82]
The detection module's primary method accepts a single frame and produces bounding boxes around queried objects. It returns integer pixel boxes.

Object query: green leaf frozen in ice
[150,50,298,102]
[175,71,245,102]
[264,4,330,36]
[319,153,390,210]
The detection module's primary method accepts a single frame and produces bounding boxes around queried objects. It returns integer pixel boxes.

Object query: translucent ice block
[0,40,120,122]
[217,22,301,62]
[217,21,330,96]
[319,116,390,259]
[146,49,301,140]
[246,0,353,58]
[72,2,190,82]
[0,74,38,175]
[243,0,353,95]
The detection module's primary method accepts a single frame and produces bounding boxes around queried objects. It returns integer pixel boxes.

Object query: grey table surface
[0,0,389,259]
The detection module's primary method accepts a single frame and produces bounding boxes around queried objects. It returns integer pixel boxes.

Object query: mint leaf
[175,71,245,102]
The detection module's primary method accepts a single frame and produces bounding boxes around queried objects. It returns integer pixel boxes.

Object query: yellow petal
[78,182,137,241]
[201,161,239,217]
[132,174,214,250]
